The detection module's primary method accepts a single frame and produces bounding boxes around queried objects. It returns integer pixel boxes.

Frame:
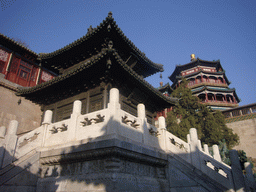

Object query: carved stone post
[71,100,82,140]
[244,162,256,189]
[43,110,53,125]
[137,103,149,144]
[42,110,53,147]
[158,116,166,150]
[2,120,18,168]
[0,126,6,139]
[212,145,221,162]
[107,88,121,135]
[230,150,246,192]
[186,134,190,144]
[72,100,82,115]
[198,140,202,151]
[203,144,210,155]
[0,126,6,168]
[137,103,146,119]
[189,128,201,170]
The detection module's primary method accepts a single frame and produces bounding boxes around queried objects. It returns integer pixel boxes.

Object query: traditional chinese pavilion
[169,54,240,110]
[0,12,254,192]
[17,12,177,124]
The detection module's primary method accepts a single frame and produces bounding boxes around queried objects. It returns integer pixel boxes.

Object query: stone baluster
[107,88,121,135]
[0,126,6,139]
[244,162,256,189]
[186,134,190,144]
[42,110,53,147]
[230,150,246,191]
[198,140,202,151]
[203,144,210,155]
[0,126,6,168]
[0,126,6,146]
[212,145,221,162]
[42,110,53,125]
[71,100,82,140]
[137,104,146,119]
[1,120,18,168]
[189,128,201,169]
[157,116,166,150]
[137,103,149,144]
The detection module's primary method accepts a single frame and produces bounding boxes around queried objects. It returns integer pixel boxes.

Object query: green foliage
[218,140,231,165]
[166,79,239,149]
[238,150,248,170]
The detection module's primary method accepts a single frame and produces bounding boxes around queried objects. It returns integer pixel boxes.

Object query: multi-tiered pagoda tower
[169,54,240,110]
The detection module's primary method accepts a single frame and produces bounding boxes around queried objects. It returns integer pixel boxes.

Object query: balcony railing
[187,81,228,88]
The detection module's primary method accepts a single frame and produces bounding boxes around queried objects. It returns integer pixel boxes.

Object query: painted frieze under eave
[169,58,222,82]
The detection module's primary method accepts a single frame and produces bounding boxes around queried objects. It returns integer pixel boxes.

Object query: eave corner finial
[190,54,196,61]
[108,11,113,18]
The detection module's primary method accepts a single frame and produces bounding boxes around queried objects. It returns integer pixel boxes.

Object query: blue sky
[1,0,255,106]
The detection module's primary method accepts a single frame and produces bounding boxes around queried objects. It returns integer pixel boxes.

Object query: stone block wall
[0,75,42,135]
[227,118,256,159]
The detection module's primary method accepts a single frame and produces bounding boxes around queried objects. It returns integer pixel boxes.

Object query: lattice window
[56,103,73,122]
[30,67,38,82]
[10,56,19,73]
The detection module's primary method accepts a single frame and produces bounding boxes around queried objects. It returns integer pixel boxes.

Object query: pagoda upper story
[169,54,240,110]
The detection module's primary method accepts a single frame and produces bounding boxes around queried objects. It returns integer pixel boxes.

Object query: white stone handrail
[120,110,140,129]
[15,125,44,159]
[199,151,231,178]
[43,119,70,147]
[1,88,253,191]
[146,123,158,136]
[165,131,190,153]
[79,109,108,127]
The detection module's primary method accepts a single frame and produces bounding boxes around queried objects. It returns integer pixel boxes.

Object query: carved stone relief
[50,124,68,134]
[41,158,166,179]
[19,132,40,148]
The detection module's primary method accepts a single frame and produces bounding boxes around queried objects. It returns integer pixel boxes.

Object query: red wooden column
[233,96,237,104]
[205,92,208,102]
[214,94,217,101]
[224,95,227,103]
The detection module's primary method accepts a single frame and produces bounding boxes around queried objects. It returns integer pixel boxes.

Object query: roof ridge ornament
[87,25,93,35]
[190,54,196,61]
[108,11,113,18]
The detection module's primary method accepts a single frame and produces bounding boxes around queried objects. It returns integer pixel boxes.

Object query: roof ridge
[0,33,38,56]
[39,12,163,73]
